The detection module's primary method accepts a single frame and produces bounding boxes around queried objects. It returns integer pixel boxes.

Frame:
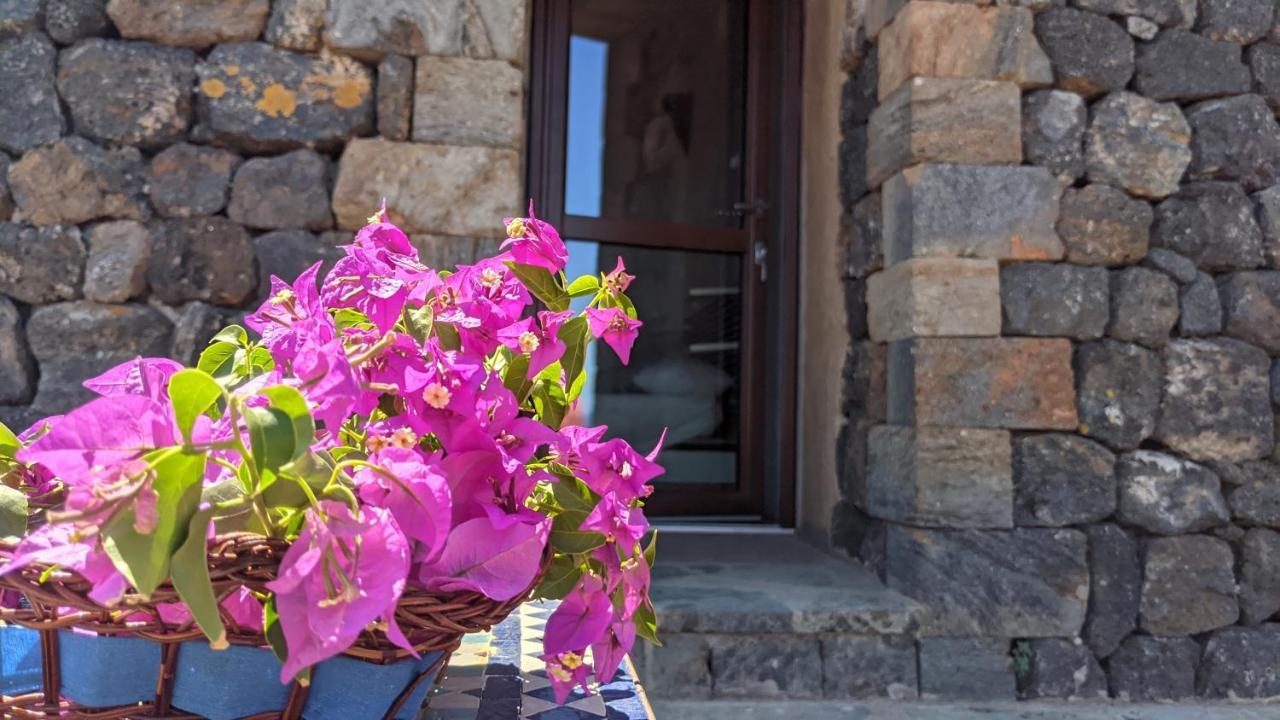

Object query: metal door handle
[754,241,767,282]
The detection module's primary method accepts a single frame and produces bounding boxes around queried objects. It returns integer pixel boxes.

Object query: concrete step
[650,700,1280,720]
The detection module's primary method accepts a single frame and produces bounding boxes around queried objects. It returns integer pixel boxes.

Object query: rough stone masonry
[0,0,524,428]
[837,0,1280,704]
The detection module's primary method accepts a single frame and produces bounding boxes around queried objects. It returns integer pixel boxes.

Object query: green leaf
[0,484,29,543]
[244,406,295,474]
[502,352,532,400]
[260,386,315,464]
[615,293,638,320]
[434,321,461,351]
[0,421,20,455]
[168,369,224,445]
[404,304,434,344]
[210,325,248,346]
[557,317,589,402]
[549,511,606,554]
[102,451,206,598]
[643,529,658,567]
[263,596,288,663]
[506,262,570,311]
[633,601,661,646]
[532,381,568,430]
[170,508,227,649]
[534,555,584,601]
[565,275,600,298]
[551,476,595,514]
[333,308,372,330]
[197,341,238,379]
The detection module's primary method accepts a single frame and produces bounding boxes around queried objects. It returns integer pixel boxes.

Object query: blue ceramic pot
[0,624,42,695]
[59,630,160,707]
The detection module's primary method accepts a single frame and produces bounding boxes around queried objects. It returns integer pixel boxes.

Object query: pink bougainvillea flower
[585,308,642,365]
[246,263,328,359]
[579,491,648,549]
[354,446,453,563]
[578,435,665,501]
[265,502,415,683]
[16,395,176,481]
[289,327,359,434]
[591,620,637,685]
[603,257,634,295]
[446,257,531,324]
[150,587,264,632]
[543,574,613,658]
[496,310,571,379]
[544,650,592,704]
[83,357,183,402]
[501,202,569,274]
[414,508,549,600]
[0,524,130,606]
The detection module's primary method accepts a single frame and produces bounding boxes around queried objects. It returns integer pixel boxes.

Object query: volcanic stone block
[888,338,1077,430]
[867,258,1000,342]
[1107,267,1179,348]
[881,525,1088,637]
[1180,272,1223,336]
[1199,626,1280,698]
[1220,271,1280,354]
[1086,91,1191,199]
[1116,451,1229,534]
[0,33,65,155]
[1228,461,1280,527]
[1251,43,1280,112]
[1186,94,1280,192]
[1035,8,1133,98]
[1072,0,1184,25]
[0,297,33,405]
[1076,340,1161,450]
[412,56,524,148]
[840,193,883,280]
[1001,263,1109,340]
[631,634,710,700]
[331,138,521,235]
[918,638,1015,701]
[1132,30,1251,102]
[376,54,413,142]
[0,223,85,304]
[83,220,149,304]
[46,0,110,44]
[881,164,1061,264]
[1083,523,1140,658]
[147,217,256,306]
[842,48,879,131]
[1057,184,1152,266]
[1145,248,1199,283]
[106,0,269,49]
[1156,338,1274,463]
[264,0,326,51]
[1016,639,1107,700]
[323,0,527,63]
[1240,528,1280,625]
[1153,181,1264,270]
[1127,16,1160,39]
[840,126,869,211]
[0,0,42,38]
[820,635,919,699]
[1022,89,1086,182]
[227,149,332,231]
[171,302,234,367]
[0,155,10,222]
[866,79,1022,188]
[1139,535,1239,636]
[253,230,344,301]
[1257,184,1280,267]
[147,143,240,219]
[1108,635,1199,701]
[195,42,374,153]
[866,425,1013,528]
[57,40,195,148]
[7,138,150,225]
[877,2,1050,99]
[1196,0,1274,44]
[706,635,822,700]
[1013,434,1115,527]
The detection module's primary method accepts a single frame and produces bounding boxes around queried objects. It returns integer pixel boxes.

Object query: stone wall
[837,0,1280,702]
[0,0,526,430]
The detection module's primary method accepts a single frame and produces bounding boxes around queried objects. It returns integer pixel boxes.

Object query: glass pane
[566,240,741,486]
[565,0,747,227]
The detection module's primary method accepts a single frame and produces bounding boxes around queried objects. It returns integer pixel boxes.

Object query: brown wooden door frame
[526,0,801,525]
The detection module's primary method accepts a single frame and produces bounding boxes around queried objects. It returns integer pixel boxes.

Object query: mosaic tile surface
[422,601,653,720]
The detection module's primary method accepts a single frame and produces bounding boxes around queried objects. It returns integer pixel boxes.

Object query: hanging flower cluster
[0,204,661,702]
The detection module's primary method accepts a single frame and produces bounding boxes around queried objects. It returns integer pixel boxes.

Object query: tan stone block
[867,425,1014,528]
[331,138,520,236]
[866,78,1022,188]
[865,0,911,40]
[888,337,1078,429]
[878,2,1052,100]
[866,258,1001,342]
[412,56,525,148]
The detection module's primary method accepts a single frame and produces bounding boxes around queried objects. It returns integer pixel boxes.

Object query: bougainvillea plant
[0,204,661,702]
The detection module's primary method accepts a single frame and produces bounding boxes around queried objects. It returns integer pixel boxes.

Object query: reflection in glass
[566,240,741,486]
[566,0,747,227]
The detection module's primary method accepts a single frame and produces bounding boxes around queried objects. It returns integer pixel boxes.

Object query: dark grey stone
[1116,450,1229,534]
[1255,184,1280,267]
[1013,433,1116,527]
[1132,29,1250,102]
[1196,0,1274,44]
[1127,15,1161,39]
[1240,528,1280,624]
[57,39,195,148]
[1198,625,1280,698]
[147,217,256,307]
[845,277,867,341]
[1035,8,1134,99]
[227,149,333,231]
[919,638,1014,701]
[0,155,11,222]
[631,634,710,700]
[0,33,65,154]
[171,302,233,366]
[263,0,325,52]
[1083,523,1140,659]
[147,143,239,218]
[1153,181,1265,271]
[7,137,150,225]
[0,296,33,405]
[1071,0,1184,25]
[1273,360,1280,406]
[1000,263,1109,340]
[1157,338,1274,463]
[1180,272,1223,336]
[0,0,43,38]
[377,54,413,142]
[1076,340,1162,450]
[840,126,868,211]
[1023,89,1086,182]
[253,229,343,300]
[1186,94,1280,192]
[1227,461,1280,527]
[882,525,1088,637]
[83,220,148,304]
[1107,266,1179,348]
[1015,639,1108,700]
[1058,184,1152,266]
[1139,535,1239,636]
[0,222,84,304]
[1145,248,1199,283]
[707,635,822,699]
[1250,42,1280,112]
[820,635,918,699]
[841,193,882,280]
[1107,635,1199,701]
[1085,91,1192,200]
[841,47,877,132]
[45,0,109,44]
[1220,271,1280,354]
[195,42,375,152]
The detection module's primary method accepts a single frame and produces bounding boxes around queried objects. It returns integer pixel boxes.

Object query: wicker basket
[0,533,547,720]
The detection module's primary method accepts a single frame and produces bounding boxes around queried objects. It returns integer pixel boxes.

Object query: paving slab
[651,700,1280,720]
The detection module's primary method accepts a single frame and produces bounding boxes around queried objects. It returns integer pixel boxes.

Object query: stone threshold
[651,700,1280,720]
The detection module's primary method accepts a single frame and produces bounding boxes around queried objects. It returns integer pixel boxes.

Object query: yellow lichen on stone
[257,84,298,118]
[239,76,257,95]
[332,80,366,109]
[225,65,240,76]
[200,78,227,98]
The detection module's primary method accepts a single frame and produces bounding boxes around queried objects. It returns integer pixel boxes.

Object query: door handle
[754,241,767,283]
